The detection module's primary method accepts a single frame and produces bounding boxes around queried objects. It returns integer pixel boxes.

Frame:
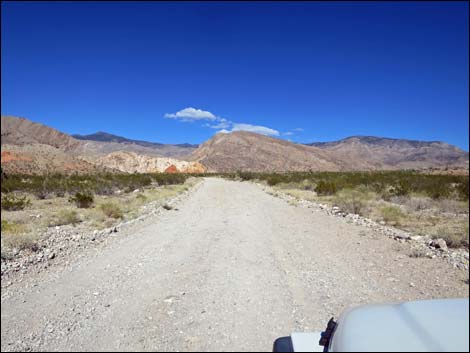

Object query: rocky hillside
[2,116,468,174]
[1,144,109,175]
[93,151,206,173]
[1,116,202,174]
[73,132,197,158]
[1,116,82,151]
[191,132,469,172]
[306,136,469,170]
[190,131,340,172]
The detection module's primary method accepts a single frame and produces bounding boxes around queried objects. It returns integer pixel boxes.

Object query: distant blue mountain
[72,131,198,148]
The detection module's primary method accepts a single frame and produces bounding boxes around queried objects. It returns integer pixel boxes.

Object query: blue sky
[1,1,468,150]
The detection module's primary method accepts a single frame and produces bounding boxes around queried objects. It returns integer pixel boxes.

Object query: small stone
[394,231,410,240]
[410,235,423,242]
[431,239,448,251]
[48,252,55,260]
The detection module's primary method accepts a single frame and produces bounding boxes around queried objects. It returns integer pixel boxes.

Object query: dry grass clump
[409,247,429,258]
[2,221,38,252]
[2,233,39,252]
[333,188,374,215]
[282,188,317,202]
[380,205,406,225]
[99,202,124,219]
[433,224,469,248]
[49,209,81,226]
[1,220,27,235]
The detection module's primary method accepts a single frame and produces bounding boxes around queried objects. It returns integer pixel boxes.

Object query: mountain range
[1,115,468,174]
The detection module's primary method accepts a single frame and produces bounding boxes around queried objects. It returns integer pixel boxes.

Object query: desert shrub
[1,220,26,234]
[456,182,469,201]
[69,192,94,208]
[300,179,315,191]
[0,173,188,197]
[152,173,186,186]
[428,181,451,200]
[237,171,255,181]
[99,202,124,219]
[397,196,433,212]
[55,189,66,197]
[409,248,429,258]
[434,199,468,214]
[1,249,13,260]
[380,206,406,225]
[333,189,367,215]
[34,189,49,200]
[434,225,469,248]
[314,180,337,196]
[2,233,39,252]
[136,193,148,202]
[49,210,80,226]
[265,175,282,186]
[389,180,411,197]
[1,194,31,211]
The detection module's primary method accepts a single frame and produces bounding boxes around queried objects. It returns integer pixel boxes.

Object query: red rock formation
[164,165,178,173]
[1,151,32,163]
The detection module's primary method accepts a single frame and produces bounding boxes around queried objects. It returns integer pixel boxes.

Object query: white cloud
[165,107,281,137]
[216,129,230,134]
[164,107,217,121]
[283,131,294,136]
[292,128,304,132]
[208,119,231,129]
[231,123,279,136]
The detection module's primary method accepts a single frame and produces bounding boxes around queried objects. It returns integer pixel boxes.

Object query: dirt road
[1,178,468,351]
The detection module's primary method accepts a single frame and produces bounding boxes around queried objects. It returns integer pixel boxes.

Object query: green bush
[1,194,31,211]
[0,172,189,197]
[237,171,255,181]
[267,175,283,186]
[314,180,337,196]
[456,182,469,201]
[69,192,94,208]
[99,202,124,219]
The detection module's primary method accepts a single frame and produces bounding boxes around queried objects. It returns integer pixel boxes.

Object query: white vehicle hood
[329,298,469,352]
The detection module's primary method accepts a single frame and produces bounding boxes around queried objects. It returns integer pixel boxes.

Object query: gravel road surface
[1,178,468,351]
